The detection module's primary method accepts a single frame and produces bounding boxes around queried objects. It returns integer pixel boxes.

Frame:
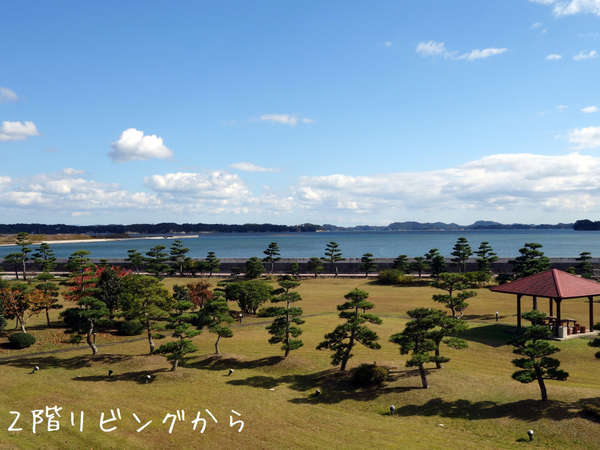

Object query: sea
[1,229,600,259]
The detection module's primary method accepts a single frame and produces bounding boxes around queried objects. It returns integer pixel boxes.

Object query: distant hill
[0,220,574,235]
[574,219,600,231]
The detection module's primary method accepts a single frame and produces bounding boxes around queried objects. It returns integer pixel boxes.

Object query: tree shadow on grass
[187,354,285,371]
[225,366,425,405]
[460,324,515,348]
[390,397,579,422]
[0,354,132,371]
[72,368,170,384]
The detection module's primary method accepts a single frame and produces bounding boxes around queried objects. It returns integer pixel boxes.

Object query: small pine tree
[451,237,472,273]
[322,242,344,277]
[307,257,324,278]
[245,257,265,279]
[145,245,170,278]
[16,232,32,281]
[197,294,234,354]
[427,310,468,369]
[317,289,381,371]
[510,243,550,279]
[425,248,446,278]
[432,273,476,318]
[360,253,377,278]
[33,243,57,273]
[170,240,190,277]
[263,242,281,273]
[264,277,304,357]
[475,241,498,272]
[155,297,200,371]
[126,249,145,274]
[390,308,437,389]
[392,255,408,272]
[576,251,593,278]
[205,251,221,277]
[511,310,568,401]
[409,257,428,278]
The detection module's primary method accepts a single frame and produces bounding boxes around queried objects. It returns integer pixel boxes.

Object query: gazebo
[490,269,600,337]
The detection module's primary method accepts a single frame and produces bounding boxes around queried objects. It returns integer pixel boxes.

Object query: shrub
[376,269,403,285]
[9,332,36,349]
[351,363,389,387]
[60,307,86,331]
[118,319,144,336]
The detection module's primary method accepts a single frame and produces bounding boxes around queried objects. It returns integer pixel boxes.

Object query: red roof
[490,269,600,299]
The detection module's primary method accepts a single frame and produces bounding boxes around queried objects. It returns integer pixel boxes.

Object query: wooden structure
[490,269,600,335]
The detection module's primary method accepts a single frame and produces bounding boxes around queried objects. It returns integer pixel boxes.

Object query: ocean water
[1,229,600,259]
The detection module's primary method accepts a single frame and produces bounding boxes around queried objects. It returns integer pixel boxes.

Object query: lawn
[1,277,600,449]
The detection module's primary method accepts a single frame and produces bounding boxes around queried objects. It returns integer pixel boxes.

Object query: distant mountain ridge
[0,220,577,235]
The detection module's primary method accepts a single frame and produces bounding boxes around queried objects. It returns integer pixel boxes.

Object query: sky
[2,0,600,226]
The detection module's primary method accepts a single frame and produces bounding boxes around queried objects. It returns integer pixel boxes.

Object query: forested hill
[0,220,578,235]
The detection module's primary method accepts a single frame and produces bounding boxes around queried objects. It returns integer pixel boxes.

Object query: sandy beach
[0,235,198,247]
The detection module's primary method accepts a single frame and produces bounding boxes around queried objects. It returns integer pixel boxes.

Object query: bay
[1,229,600,259]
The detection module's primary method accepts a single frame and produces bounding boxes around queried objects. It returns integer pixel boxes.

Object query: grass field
[2,277,600,449]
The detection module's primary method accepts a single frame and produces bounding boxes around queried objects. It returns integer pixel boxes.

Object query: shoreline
[0,235,199,247]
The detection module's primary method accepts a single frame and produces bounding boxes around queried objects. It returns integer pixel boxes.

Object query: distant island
[0,220,587,235]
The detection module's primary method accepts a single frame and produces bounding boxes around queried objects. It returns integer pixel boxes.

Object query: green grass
[2,277,600,449]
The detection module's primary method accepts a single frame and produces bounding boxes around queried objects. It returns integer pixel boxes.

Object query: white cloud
[294,153,600,219]
[530,0,600,16]
[109,128,173,162]
[258,114,314,126]
[0,87,18,103]
[546,53,562,60]
[574,50,598,60]
[384,41,392,47]
[145,171,249,198]
[531,22,544,29]
[71,211,91,217]
[0,121,39,142]
[582,106,599,113]
[416,40,507,61]
[230,162,279,173]
[569,126,600,148]
[556,104,569,111]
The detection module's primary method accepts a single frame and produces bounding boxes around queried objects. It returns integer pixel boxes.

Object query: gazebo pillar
[555,298,562,336]
[532,295,537,310]
[517,294,522,329]
[549,298,553,316]
[589,296,594,332]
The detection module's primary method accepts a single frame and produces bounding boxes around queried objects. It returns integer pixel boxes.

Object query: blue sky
[2,0,600,225]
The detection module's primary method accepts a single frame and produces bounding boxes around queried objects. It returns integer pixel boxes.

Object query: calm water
[1,230,600,259]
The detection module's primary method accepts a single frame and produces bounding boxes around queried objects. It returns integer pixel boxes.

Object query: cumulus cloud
[569,126,600,149]
[109,128,173,162]
[230,162,279,173]
[546,53,562,60]
[573,50,598,60]
[416,40,507,61]
[259,114,314,126]
[0,87,18,103]
[145,171,249,199]
[0,121,39,142]
[294,153,600,218]
[582,106,599,113]
[530,0,600,16]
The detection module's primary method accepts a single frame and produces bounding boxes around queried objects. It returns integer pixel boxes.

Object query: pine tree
[33,243,60,326]
[576,251,593,278]
[451,237,472,273]
[197,294,234,354]
[390,308,438,389]
[432,273,476,318]
[16,232,32,281]
[145,245,170,278]
[426,310,468,369]
[64,251,106,355]
[511,310,568,401]
[170,240,190,277]
[264,277,304,357]
[205,251,221,277]
[155,296,200,370]
[392,255,409,272]
[322,241,344,277]
[126,249,145,274]
[245,257,265,279]
[360,253,376,278]
[425,248,446,278]
[510,243,550,279]
[475,241,498,272]
[33,243,57,273]
[263,242,281,273]
[307,257,324,278]
[317,289,381,371]
[409,257,428,278]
